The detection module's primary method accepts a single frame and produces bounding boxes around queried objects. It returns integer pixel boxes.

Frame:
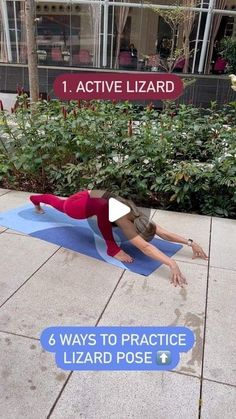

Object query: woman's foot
[114,250,134,263]
[34,204,45,214]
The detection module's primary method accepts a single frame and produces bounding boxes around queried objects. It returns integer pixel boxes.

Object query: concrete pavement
[0,92,17,112]
[0,188,235,419]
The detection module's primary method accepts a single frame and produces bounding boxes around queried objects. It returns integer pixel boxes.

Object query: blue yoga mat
[0,204,182,276]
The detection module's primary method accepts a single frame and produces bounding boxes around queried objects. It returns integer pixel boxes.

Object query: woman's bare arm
[131,235,175,266]
[155,224,189,244]
[156,224,188,244]
[118,219,172,264]
[155,224,208,260]
[117,219,187,287]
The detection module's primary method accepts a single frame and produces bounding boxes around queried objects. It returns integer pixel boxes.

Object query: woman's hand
[191,242,208,260]
[34,204,45,214]
[169,261,187,288]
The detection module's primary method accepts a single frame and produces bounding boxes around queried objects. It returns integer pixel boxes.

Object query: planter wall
[0,64,235,108]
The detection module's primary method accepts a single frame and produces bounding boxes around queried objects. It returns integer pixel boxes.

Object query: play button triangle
[108,198,131,222]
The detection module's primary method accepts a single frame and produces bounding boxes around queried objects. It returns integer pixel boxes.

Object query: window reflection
[0,0,235,74]
[35,2,94,67]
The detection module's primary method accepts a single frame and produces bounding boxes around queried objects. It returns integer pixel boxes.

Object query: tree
[220,37,236,74]
[152,1,198,73]
[25,0,39,103]
[155,6,185,69]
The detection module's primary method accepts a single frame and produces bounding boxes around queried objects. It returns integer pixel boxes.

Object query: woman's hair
[133,214,156,242]
[106,193,156,242]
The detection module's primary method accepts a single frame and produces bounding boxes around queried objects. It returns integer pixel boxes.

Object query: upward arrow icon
[156,351,171,366]
[160,353,168,364]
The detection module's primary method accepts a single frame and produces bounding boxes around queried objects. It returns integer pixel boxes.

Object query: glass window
[0,0,235,75]
[35,2,100,67]
[0,5,7,62]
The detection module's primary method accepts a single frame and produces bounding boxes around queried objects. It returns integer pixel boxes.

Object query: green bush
[0,95,235,218]
[219,37,236,73]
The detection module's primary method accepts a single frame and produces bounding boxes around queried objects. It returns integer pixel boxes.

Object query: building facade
[0,1,236,105]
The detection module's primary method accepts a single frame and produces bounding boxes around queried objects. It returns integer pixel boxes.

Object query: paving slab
[152,210,210,266]
[210,217,236,271]
[203,267,236,386]
[201,380,236,419]
[0,190,34,212]
[0,233,59,306]
[139,206,156,219]
[50,370,200,419]
[4,229,26,236]
[0,190,39,235]
[0,332,69,419]
[0,92,17,111]
[0,248,123,338]
[0,188,10,196]
[0,189,13,230]
[0,190,37,230]
[98,261,207,377]
[0,190,39,233]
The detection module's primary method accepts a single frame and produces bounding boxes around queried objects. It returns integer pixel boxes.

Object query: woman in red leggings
[30,190,208,288]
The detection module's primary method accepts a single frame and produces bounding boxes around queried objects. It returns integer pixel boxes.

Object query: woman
[157,37,171,60]
[30,190,208,288]
[129,43,138,69]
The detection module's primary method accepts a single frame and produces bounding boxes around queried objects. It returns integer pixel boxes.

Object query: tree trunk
[169,28,176,72]
[25,0,39,103]
[183,39,189,73]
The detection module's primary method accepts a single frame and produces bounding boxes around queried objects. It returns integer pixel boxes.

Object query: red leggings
[30,190,121,257]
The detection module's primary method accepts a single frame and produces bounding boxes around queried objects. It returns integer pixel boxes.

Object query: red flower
[62,106,67,119]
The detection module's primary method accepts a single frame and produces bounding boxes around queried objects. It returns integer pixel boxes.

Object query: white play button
[108,198,130,222]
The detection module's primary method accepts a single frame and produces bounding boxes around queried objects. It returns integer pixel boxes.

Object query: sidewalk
[0,92,17,111]
[0,188,235,419]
